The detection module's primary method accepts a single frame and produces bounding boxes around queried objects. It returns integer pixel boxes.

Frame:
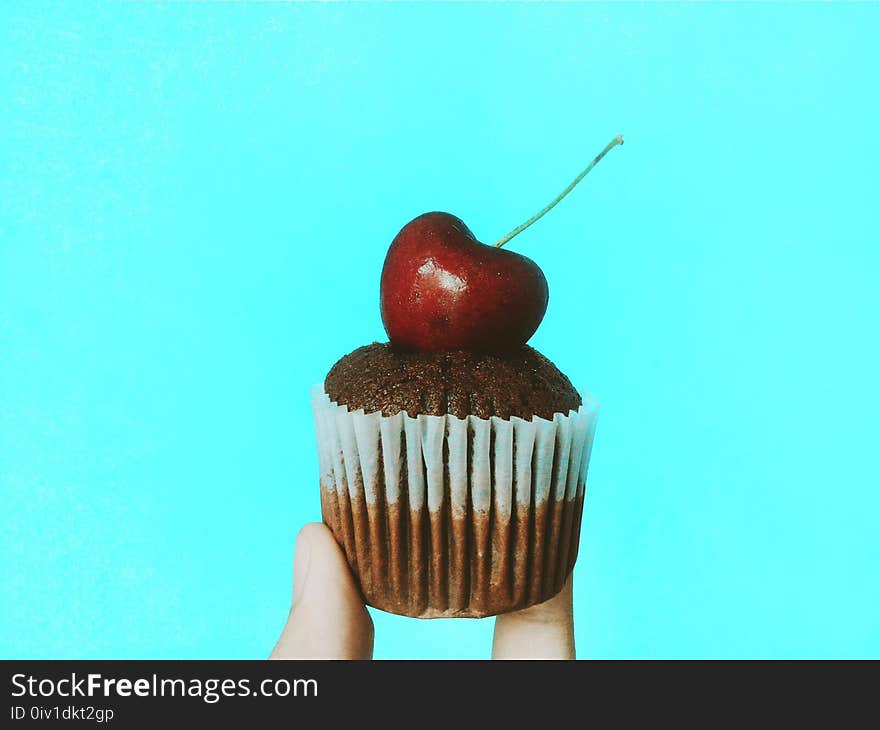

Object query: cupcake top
[324,342,581,421]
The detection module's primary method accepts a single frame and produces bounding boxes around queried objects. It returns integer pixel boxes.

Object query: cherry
[380,135,623,352]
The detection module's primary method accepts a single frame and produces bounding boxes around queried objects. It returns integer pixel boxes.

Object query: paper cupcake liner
[311,384,598,618]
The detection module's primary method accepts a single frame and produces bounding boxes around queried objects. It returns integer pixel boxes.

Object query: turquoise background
[2,3,878,660]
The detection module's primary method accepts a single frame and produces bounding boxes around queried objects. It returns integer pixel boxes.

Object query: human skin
[270,522,575,660]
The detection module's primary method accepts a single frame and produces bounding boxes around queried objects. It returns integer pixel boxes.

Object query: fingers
[270,522,374,660]
[491,575,575,659]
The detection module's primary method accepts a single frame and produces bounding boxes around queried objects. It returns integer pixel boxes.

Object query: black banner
[1,660,871,724]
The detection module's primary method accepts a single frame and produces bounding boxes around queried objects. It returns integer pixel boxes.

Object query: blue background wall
[2,3,878,659]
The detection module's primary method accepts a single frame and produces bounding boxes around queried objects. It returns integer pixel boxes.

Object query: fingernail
[291,528,312,607]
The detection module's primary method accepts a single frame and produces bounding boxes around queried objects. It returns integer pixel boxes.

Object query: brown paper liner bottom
[320,485,586,619]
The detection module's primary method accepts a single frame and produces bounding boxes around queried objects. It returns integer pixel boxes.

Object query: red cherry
[379,135,624,353]
[380,212,548,352]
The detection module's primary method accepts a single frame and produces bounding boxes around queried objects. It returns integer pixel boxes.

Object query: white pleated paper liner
[311,384,599,618]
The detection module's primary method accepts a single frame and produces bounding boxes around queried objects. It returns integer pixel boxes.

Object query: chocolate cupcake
[313,343,597,618]
[310,137,622,618]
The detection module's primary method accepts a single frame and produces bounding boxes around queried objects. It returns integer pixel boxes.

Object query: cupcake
[313,343,597,618]
[312,136,621,618]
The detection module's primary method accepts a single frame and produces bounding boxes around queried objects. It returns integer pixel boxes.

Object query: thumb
[491,575,575,659]
[270,522,374,660]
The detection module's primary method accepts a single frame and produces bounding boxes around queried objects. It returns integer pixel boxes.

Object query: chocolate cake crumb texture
[324,342,581,420]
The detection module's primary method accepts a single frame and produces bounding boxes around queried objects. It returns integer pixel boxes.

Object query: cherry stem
[493,134,624,248]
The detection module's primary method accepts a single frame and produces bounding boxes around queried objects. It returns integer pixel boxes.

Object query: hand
[270,523,575,660]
